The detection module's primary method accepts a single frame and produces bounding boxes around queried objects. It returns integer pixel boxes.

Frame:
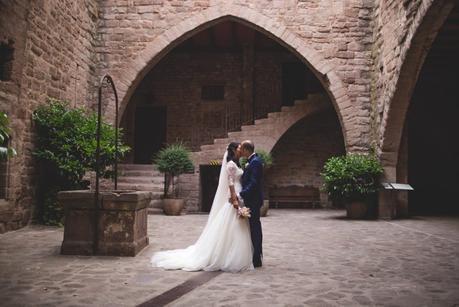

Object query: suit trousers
[248,203,263,265]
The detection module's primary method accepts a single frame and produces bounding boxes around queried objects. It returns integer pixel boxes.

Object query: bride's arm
[227,161,239,209]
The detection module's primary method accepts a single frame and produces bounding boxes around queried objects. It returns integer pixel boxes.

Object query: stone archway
[379,0,456,178]
[112,4,355,151]
[378,0,457,218]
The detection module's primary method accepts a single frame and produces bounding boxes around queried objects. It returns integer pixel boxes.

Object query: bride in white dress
[151,142,254,272]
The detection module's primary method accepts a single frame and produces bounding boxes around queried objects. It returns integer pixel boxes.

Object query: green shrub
[321,153,383,201]
[32,99,130,225]
[240,149,273,169]
[154,143,194,198]
[0,111,16,159]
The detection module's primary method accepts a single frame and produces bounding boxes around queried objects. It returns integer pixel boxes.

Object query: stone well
[58,190,151,256]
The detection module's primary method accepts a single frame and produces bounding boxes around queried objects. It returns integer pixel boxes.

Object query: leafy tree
[32,99,129,225]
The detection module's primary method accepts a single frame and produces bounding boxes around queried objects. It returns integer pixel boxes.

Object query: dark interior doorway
[134,106,167,164]
[406,5,459,215]
[282,62,306,106]
[200,165,221,212]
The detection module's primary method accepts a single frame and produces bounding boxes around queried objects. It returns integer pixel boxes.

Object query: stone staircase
[192,93,332,165]
[117,164,164,214]
[115,94,332,214]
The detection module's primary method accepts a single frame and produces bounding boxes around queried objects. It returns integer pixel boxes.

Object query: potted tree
[321,153,383,219]
[155,143,194,215]
[240,149,273,217]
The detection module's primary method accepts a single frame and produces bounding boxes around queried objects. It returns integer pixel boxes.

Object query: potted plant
[240,149,273,217]
[0,111,16,159]
[321,153,383,219]
[155,143,194,215]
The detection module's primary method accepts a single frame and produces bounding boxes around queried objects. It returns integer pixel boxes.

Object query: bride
[151,142,254,272]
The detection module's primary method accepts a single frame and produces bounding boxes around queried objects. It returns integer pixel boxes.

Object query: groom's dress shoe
[254,261,262,268]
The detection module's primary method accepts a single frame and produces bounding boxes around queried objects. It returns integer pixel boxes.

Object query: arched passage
[112,4,354,152]
[380,0,455,173]
[267,108,345,208]
[380,2,458,216]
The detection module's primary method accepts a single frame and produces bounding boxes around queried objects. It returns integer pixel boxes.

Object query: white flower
[237,206,251,218]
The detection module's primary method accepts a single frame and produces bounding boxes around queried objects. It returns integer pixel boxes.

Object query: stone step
[213,138,231,145]
[117,176,164,184]
[118,170,162,177]
[117,183,164,192]
[267,112,282,119]
[117,183,164,190]
[254,118,270,125]
[118,164,158,171]
[200,144,216,151]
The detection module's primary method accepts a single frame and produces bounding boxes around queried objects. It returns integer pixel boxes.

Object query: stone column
[396,125,409,217]
[379,151,397,219]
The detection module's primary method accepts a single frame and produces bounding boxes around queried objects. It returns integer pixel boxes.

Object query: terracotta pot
[346,200,367,219]
[260,199,269,217]
[162,198,185,215]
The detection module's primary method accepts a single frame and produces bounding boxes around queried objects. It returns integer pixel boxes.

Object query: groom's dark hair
[241,140,254,153]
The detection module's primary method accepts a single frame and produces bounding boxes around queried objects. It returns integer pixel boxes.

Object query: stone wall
[0,0,99,233]
[98,0,376,152]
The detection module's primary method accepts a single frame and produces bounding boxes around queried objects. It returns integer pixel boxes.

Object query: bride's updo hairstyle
[226,142,240,164]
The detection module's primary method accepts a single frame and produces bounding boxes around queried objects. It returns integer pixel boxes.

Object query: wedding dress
[151,152,254,272]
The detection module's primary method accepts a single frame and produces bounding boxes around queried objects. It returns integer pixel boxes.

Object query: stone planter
[260,199,269,217]
[58,190,151,256]
[346,200,367,219]
[162,198,185,215]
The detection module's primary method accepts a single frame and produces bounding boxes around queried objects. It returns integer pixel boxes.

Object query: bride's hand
[231,200,239,209]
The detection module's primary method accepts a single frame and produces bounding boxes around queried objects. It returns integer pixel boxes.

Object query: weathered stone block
[58,190,151,256]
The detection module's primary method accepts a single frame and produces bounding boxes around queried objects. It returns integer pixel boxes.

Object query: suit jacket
[240,154,264,208]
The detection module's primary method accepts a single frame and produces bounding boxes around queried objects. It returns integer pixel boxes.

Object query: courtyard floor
[0,209,458,307]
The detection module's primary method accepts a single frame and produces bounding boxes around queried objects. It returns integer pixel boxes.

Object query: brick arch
[379,1,455,177]
[113,4,354,150]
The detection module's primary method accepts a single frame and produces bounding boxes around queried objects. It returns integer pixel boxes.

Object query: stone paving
[0,209,458,307]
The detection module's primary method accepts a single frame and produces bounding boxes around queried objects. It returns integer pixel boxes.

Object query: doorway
[134,106,167,164]
[200,165,221,212]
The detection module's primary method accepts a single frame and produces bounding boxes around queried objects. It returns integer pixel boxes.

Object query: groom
[237,140,263,268]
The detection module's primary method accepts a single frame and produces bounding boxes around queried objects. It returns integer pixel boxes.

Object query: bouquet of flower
[237,206,251,219]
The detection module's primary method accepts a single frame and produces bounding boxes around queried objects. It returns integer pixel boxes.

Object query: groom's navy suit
[240,153,263,267]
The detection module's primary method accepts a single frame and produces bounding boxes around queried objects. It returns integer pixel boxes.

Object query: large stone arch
[112,4,354,150]
[379,0,456,180]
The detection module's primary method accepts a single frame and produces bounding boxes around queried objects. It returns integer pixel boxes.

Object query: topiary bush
[32,99,130,225]
[154,143,194,198]
[321,153,383,202]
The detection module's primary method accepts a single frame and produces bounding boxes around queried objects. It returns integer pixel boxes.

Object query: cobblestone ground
[0,209,458,307]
